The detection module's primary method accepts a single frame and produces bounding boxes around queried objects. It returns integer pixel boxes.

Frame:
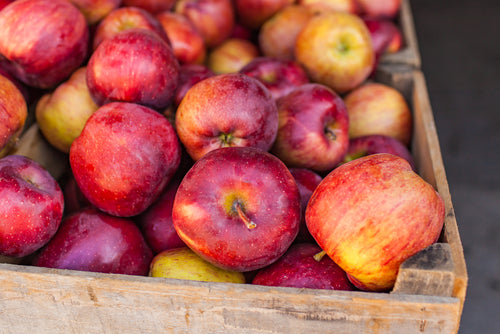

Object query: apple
[258,4,315,61]
[295,11,375,94]
[87,28,180,110]
[0,73,28,157]
[0,155,64,258]
[174,0,235,48]
[172,146,301,272]
[175,73,278,161]
[233,0,295,30]
[32,207,153,276]
[156,11,206,65]
[136,177,186,254]
[356,0,401,20]
[207,38,260,74]
[172,64,215,108]
[297,0,358,14]
[149,246,246,283]
[69,102,181,217]
[230,22,255,41]
[0,0,89,89]
[289,168,322,244]
[344,82,412,146]
[68,0,122,25]
[305,153,445,291]
[0,62,31,104]
[270,83,350,173]
[122,0,176,14]
[252,243,356,290]
[0,0,13,11]
[92,6,170,50]
[239,57,310,101]
[35,67,99,154]
[363,17,403,56]
[61,172,93,216]
[341,134,416,170]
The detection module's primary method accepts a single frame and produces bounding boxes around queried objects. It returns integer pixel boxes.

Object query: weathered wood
[380,0,422,68]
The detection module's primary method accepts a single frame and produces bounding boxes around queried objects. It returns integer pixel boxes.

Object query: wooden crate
[0,67,466,333]
[379,0,422,68]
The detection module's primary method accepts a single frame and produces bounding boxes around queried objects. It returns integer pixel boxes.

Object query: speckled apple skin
[33,207,153,276]
[0,0,89,89]
[252,243,356,291]
[0,155,64,257]
[172,147,301,272]
[271,83,350,172]
[69,102,181,217]
[305,153,445,292]
[0,73,27,156]
[175,73,278,161]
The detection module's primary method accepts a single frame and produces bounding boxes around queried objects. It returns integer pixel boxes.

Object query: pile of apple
[0,0,444,293]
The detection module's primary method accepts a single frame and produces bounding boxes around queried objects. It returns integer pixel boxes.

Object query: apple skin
[174,0,235,48]
[0,73,28,157]
[136,177,186,254]
[295,11,375,94]
[252,243,356,290]
[87,28,180,110]
[341,134,415,171]
[363,17,403,56]
[175,73,278,161]
[234,0,295,30]
[69,102,181,217]
[258,4,315,61]
[61,172,93,216]
[239,57,310,101]
[149,246,246,283]
[172,64,215,108]
[0,0,89,89]
[356,0,401,20]
[0,155,64,258]
[271,83,350,173]
[289,168,322,244]
[32,207,153,276]
[122,0,176,15]
[207,38,260,74]
[305,153,445,291]
[92,6,170,50]
[297,0,358,14]
[172,146,301,272]
[35,67,99,154]
[156,11,206,65]
[344,82,412,146]
[0,0,14,11]
[68,0,122,25]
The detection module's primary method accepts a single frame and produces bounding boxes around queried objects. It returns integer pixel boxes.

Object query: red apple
[0,73,28,157]
[156,11,206,65]
[32,207,153,276]
[305,153,445,291]
[87,28,180,110]
[295,11,375,94]
[122,0,176,14]
[174,0,235,48]
[271,83,350,173]
[234,0,295,30]
[0,0,14,11]
[0,0,89,89]
[297,0,358,14]
[172,146,301,272]
[61,172,93,216]
[175,73,278,161]
[363,17,403,56]
[258,4,315,61]
[356,0,401,19]
[69,102,181,217]
[252,243,356,290]
[341,134,415,170]
[68,0,122,25]
[136,177,186,254]
[172,64,215,108]
[289,168,322,244]
[0,155,64,257]
[207,38,260,74]
[92,6,170,50]
[239,57,310,101]
[344,82,412,146]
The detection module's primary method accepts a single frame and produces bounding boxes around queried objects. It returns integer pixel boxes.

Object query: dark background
[411,0,500,332]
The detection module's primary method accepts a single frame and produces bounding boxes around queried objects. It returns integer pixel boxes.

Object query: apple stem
[233,201,256,230]
[325,126,337,141]
[313,250,327,262]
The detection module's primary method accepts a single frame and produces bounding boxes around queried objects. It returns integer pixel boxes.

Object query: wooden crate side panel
[0,264,461,334]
